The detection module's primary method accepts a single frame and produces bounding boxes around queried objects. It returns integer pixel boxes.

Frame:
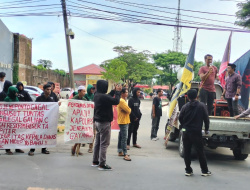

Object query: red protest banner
[0,102,59,149]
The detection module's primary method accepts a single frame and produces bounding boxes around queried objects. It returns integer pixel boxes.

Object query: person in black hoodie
[179,89,211,177]
[16,82,32,102]
[127,87,142,149]
[92,80,121,171]
[0,80,12,101]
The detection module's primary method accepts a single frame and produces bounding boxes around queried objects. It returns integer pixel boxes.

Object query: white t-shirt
[0,80,5,93]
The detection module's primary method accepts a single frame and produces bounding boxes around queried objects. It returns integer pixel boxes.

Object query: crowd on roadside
[1,53,250,176]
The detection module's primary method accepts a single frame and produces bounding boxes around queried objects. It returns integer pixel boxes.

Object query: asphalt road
[0,100,250,190]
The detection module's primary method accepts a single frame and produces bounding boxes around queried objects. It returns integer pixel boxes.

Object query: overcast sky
[1,0,249,71]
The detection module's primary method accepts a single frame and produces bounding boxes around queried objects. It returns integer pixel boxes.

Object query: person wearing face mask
[0,80,12,101]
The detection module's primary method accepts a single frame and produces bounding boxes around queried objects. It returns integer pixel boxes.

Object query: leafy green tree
[102,46,161,92]
[54,69,67,76]
[153,51,187,91]
[37,59,52,69]
[101,58,127,83]
[235,1,250,28]
[34,64,46,71]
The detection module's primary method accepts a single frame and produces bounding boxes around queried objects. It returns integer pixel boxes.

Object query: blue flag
[169,30,197,117]
[234,50,250,109]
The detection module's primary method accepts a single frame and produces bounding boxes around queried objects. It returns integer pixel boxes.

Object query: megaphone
[177,67,194,81]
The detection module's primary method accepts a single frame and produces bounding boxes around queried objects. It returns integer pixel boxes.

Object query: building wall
[14,33,70,87]
[0,19,14,82]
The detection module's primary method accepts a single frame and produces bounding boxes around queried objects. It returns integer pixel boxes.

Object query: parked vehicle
[167,82,250,160]
[24,86,43,94]
[12,85,40,102]
[25,88,41,102]
[139,91,146,99]
[60,87,72,99]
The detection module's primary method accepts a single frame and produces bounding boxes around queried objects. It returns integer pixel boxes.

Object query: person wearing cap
[84,84,96,153]
[0,72,6,93]
[71,85,88,156]
[221,63,242,117]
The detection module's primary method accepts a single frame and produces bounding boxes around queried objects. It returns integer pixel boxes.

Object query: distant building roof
[73,64,106,75]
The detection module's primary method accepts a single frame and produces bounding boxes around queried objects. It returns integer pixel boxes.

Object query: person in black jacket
[46,82,59,102]
[179,89,211,177]
[92,80,121,171]
[16,82,32,102]
[127,88,142,149]
[28,84,54,156]
[0,80,12,101]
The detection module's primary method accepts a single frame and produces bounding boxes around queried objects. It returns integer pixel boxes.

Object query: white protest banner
[64,99,94,143]
[0,102,59,149]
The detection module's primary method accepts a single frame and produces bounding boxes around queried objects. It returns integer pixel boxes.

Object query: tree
[235,1,250,28]
[101,59,127,83]
[153,51,187,91]
[102,46,161,92]
[54,69,67,76]
[37,59,53,69]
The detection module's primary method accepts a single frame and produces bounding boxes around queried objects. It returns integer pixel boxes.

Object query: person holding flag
[198,54,218,115]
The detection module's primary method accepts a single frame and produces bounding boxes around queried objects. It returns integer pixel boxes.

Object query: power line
[66,1,241,30]
[102,0,236,25]
[70,13,250,33]
[105,0,236,17]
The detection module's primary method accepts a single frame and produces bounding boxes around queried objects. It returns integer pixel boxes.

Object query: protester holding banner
[92,80,121,171]
[0,80,12,101]
[28,84,54,156]
[127,87,142,149]
[71,85,87,156]
[198,54,218,115]
[16,82,32,102]
[47,82,59,102]
[4,86,25,155]
[0,72,6,93]
[84,84,96,153]
[221,63,242,117]
[117,88,131,161]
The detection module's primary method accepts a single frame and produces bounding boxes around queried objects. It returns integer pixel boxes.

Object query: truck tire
[179,131,197,158]
[233,149,249,160]
[169,132,177,142]
[179,131,185,158]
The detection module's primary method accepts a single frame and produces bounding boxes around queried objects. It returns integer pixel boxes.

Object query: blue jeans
[118,124,129,155]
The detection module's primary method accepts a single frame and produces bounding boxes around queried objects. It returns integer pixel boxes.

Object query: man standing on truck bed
[179,89,211,177]
[198,54,218,115]
[221,63,242,117]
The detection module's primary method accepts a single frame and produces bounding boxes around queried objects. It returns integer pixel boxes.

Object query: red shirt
[198,65,218,92]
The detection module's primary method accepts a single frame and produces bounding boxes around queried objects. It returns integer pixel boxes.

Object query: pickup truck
[167,82,250,160]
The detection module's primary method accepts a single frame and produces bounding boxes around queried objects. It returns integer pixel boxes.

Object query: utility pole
[172,0,182,52]
[61,0,74,89]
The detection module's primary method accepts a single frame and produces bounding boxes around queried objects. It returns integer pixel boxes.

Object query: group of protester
[1,52,250,175]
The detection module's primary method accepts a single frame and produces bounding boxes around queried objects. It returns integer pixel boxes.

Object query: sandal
[123,155,131,161]
[88,148,93,153]
[28,151,34,156]
[118,152,124,156]
[133,144,141,148]
[6,151,13,155]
